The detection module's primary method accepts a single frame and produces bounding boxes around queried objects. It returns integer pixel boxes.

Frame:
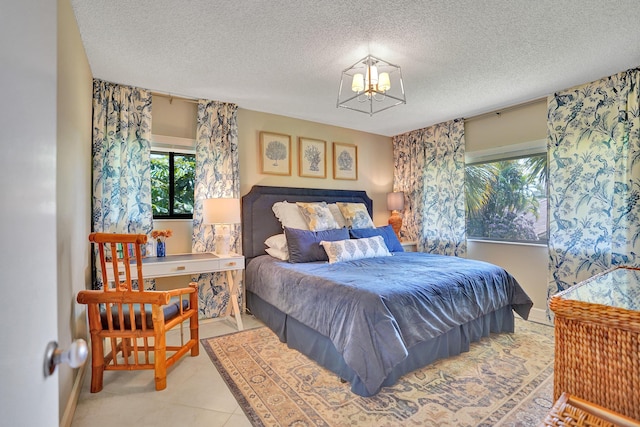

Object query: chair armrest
[165,282,198,298]
[77,290,171,305]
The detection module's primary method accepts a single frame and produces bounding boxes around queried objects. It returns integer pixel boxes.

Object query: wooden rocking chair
[77,233,199,392]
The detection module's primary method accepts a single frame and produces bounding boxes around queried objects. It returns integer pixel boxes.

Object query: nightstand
[401,241,417,252]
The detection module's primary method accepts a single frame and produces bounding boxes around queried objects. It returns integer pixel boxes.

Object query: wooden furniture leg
[225,270,244,330]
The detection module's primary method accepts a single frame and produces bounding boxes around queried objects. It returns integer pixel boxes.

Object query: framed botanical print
[333,142,358,180]
[259,131,291,176]
[298,137,326,178]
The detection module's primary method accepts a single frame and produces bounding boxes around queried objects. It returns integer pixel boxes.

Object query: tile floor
[71,314,264,427]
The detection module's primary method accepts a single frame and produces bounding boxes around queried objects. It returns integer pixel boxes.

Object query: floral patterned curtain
[91,79,153,289]
[393,119,466,256]
[548,67,640,302]
[192,100,240,318]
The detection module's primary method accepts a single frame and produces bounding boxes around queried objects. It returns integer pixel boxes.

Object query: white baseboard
[60,363,87,427]
[526,307,551,325]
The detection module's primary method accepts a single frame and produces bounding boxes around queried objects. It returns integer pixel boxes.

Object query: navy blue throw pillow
[349,225,404,252]
[284,227,350,263]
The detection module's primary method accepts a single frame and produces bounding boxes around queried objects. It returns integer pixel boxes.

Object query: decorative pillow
[336,202,375,229]
[296,202,339,231]
[264,233,288,260]
[284,227,349,263]
[265,247,289,261]
[272,201,309,230]
[327,203,347,228]
[350,225,404,253]
[265,233,287,251]
[320,236,391,264]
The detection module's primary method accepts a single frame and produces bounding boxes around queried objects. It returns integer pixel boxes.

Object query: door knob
[43,339,88,377]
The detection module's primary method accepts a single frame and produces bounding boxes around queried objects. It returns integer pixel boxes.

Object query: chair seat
[100,298,190,330]
[82,232,199,392]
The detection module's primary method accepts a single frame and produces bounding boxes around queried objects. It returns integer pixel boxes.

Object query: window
[151,151,195,218]
[465,153,547,244]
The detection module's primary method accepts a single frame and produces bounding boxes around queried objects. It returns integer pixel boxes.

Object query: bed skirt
[247,291,516,396]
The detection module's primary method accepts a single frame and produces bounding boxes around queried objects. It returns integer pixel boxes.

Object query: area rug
[202,318,555,426]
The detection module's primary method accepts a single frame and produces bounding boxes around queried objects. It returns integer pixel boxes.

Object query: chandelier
[337,55,406,116]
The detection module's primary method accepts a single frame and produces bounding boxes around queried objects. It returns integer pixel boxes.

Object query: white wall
[57,0,93,424]
[465,99,549,321]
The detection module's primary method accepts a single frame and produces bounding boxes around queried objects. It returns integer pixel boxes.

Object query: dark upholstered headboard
[241,185,373,262]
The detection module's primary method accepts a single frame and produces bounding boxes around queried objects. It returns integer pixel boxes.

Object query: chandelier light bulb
[365,64,378,88]
[378,72,391,92]
[351,73,365,92]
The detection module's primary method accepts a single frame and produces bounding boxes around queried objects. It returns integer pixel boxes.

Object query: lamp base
[388,211,402,240]
[214,225,231,255]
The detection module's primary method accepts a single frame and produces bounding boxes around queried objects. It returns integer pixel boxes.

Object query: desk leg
[226,270,244,331]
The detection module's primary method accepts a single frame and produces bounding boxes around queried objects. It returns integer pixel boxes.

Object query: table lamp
[203,198,241,255]
[387,191,404,240]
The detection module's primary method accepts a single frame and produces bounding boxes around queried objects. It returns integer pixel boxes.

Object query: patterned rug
[202,318,555,426]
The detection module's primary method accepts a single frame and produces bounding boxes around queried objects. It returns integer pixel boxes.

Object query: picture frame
[259,131,291,176]
[333,142,358,180]
[298,137,326,178]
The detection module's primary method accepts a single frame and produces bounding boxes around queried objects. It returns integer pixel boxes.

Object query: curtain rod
[150,91,199,104]
[464,97,547,122]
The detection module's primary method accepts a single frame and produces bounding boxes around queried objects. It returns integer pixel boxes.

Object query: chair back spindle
[78,232,199,392]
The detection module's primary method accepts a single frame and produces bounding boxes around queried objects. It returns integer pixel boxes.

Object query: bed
[242,185,533,397]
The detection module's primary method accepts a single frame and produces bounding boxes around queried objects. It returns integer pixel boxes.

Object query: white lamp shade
[378,72,391,91]
[387,191,404,211]
[351,73,364,92]
[203,198,241,224]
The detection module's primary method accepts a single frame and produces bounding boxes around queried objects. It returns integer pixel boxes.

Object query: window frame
[465,143,548,246]
[151,147,196,220]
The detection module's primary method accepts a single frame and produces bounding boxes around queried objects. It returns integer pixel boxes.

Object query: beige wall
[150,100,394,249]
[57,0,93,424]
[151,100,393,289]
[464,99,549,320]
[150,96,550,318]
[238,109,393,224]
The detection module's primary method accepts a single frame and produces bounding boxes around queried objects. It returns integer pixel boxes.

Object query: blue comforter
[245,252,533,395]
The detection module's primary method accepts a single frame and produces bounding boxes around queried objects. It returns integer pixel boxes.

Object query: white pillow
[265,233,287,251]
[296,201,340,231]
[320,235,391,264]
[336,202,375,229]
[266,247,289,261]
[272,201,309,230]
[328,203,347,228]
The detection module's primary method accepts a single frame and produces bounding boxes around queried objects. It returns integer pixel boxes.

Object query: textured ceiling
[71,0,640,137]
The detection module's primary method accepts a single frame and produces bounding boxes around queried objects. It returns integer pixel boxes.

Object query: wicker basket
[549,267,640,421]
[541,392,640,427]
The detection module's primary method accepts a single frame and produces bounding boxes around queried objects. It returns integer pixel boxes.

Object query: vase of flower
[151,229,172,258]
[156,239,166,257]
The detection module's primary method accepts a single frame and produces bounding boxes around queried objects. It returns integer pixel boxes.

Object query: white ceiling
[71,0,640,137]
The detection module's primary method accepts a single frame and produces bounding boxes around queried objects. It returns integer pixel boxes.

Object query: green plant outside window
[151,151,195,218]
[465,154,547,244]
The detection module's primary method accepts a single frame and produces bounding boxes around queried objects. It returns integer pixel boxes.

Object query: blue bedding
[245,252,533,396]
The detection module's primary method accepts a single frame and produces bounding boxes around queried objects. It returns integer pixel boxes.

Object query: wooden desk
[105,252,246,330]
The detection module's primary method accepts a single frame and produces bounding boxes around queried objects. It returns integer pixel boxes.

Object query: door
[0,1,59,425]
